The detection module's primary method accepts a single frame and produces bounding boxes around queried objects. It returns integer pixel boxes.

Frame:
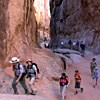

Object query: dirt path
[65,55,100,100]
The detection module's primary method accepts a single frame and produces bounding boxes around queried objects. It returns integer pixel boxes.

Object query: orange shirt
[75,73,81,82]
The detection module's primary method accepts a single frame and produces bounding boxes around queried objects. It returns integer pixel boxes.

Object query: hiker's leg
[61,85,67,100]
[60,86,63,93]
[74,82,79,94]
[91,69,93,76]
[96,78,98,85]
[19,76,28,93]
[83,50,85,57]
[29,77,36,93]
[81,50,84,57]
[12,77,18,94]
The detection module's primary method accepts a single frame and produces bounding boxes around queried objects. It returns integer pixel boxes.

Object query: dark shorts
[75,82,80,88]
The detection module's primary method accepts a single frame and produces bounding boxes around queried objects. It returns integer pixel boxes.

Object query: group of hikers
[9,56,99,100]
[90,58,99,87]
[60,39,86,57]
[59,57,99,100]
[59,70,83,100]
[9,57,40,95]
[67,40,86,57]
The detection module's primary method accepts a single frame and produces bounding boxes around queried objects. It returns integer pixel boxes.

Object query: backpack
[90,62,97,69]
[13,63,27,76]
[32,63,40,74]
[18,64,28,75]
[60,76,69,86]
[27,65,36,77]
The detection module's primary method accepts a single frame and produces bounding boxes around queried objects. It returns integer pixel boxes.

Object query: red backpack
[60,76,69,86]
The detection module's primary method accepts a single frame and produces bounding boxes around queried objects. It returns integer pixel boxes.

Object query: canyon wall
[0,0,9,59]
[34,0,50,29]
[50,0,100,54]
[0,0,37,61]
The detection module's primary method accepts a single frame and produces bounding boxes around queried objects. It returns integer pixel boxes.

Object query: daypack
[60,76,69,86]
[32,63,40,74]
[18,64,28,75]
[90,62,97,69]
[26,65,37,79]
[13,63,27,76]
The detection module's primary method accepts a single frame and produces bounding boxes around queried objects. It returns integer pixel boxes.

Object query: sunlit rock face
[34,0,50,29]
[50,0,100,54]
[0,0,37,60]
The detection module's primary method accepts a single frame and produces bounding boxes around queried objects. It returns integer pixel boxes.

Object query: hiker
[74,70,83,95]
[90,58,97,77]
[76,40,80,51]
[80,41,85,57]
[72,41,77,50]
[59,73,70,100]
[9,57,29,95]
[93,68,99,88]
[68,40,72,49]
[26,59,38,95]
[61,41,64,48]
[32,62,40,79]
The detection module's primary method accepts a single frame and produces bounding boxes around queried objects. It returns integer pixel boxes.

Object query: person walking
[26,59,37,95]
[9,57,29,95]
[90,58,97,77]
[74,70,83,95]
[68,40,72,49]
[80,41,85,57]
[76,40,80,51]
[59,73,70,100]
[93,68,99,88]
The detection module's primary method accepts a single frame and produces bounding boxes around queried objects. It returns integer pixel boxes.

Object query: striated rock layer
[0,0,37,61]
[34,0,50,29]
[50,0,100,54]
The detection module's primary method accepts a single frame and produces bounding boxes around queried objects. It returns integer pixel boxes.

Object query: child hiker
[93,68,99,88]
[74,70,83,95]
[59,73,70,100]
[90,58,97,77]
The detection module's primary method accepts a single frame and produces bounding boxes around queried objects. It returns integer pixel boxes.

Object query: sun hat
[9,57,20,63]
[26,59,33,63]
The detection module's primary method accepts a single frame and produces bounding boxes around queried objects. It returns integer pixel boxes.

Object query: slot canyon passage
[0,0,100,100]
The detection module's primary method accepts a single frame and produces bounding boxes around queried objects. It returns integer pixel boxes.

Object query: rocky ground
[0,48,99,100]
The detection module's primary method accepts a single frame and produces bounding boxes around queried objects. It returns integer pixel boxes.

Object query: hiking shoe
[93,85,95,88]
[74,91,78,95]
[13,92,18,95]
[25,91,29,95]
[81,88,83,93]
[30,92,36,95]
[95,83,97,85]
[32,90,37,95]
[34,90,37,94]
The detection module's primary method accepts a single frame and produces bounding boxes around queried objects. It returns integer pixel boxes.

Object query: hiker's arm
[67,79,70,86]
[16,65,24,83]
[33,65,37,76]
[66,78,70,87]
[16,74,22,83]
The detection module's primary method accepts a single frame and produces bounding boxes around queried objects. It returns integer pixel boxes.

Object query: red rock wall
[0,0,38,60]
[0,0,9,59]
